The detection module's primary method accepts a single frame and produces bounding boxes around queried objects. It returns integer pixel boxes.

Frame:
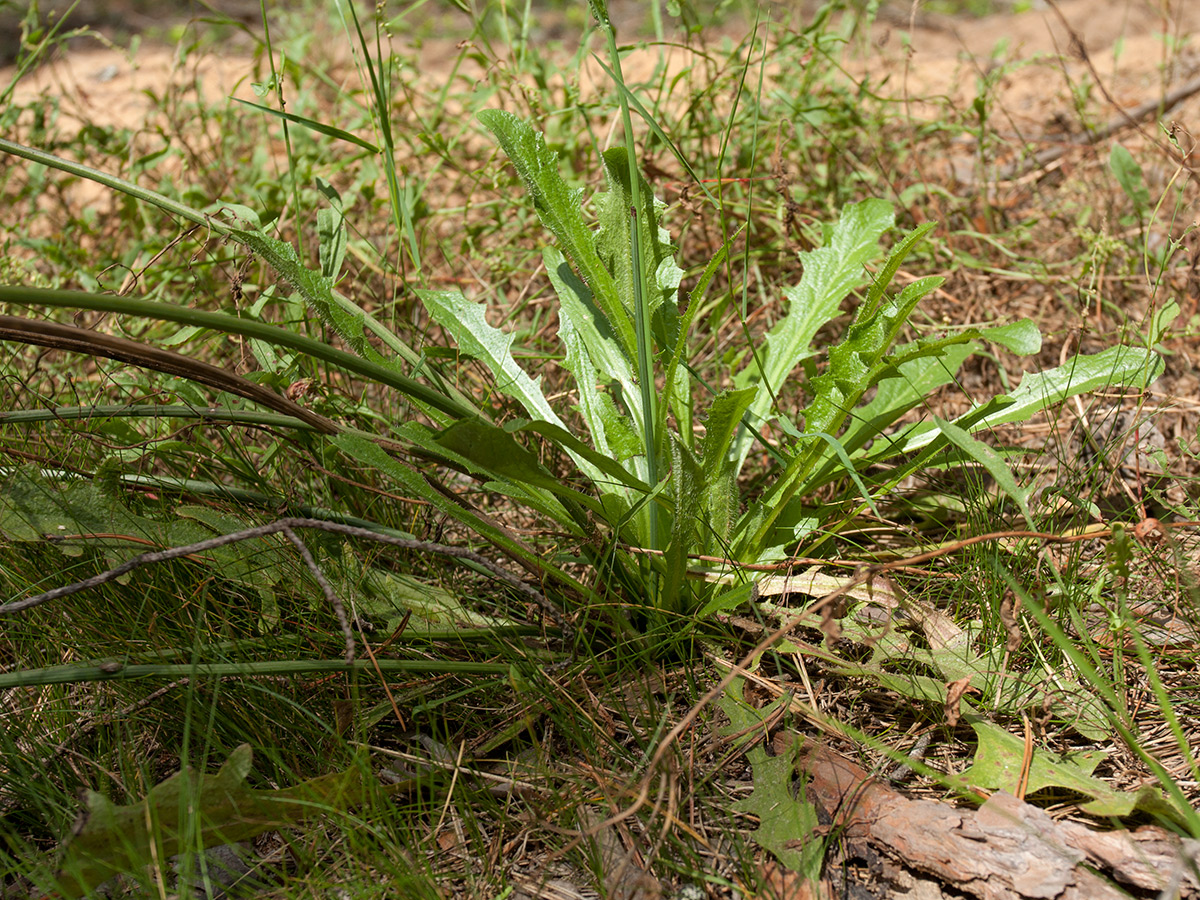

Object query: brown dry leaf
[1133,516,1167,545]
[998,592,1022,653]
[284,378,316,401]
[576,807,661,900]
[943,676,976,727]
[753,860,834,900]
[752,567,964,651]
[510,874,597,900]
[332,699,355,737]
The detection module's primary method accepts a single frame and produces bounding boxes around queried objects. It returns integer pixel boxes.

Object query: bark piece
[795,741,1199,899]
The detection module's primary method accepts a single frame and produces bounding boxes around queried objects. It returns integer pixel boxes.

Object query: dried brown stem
[0,517,569,658]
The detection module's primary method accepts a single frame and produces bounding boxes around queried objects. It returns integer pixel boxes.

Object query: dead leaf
[1133,517,1166,545]
[999,592,1022,653]
[754,860,833,899]
[944,676,976,727]
[576,807,661,900]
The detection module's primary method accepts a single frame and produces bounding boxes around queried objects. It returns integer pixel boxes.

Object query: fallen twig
[0,517,569,659]
[996,71,1200,183]
[994,1,1200,183]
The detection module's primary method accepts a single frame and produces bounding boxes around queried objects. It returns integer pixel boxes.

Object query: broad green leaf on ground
[394,421,580,532]
[840,317,1039,460]
[954,716,1190,826]
[516,420,651,494]
[423,418,599,524]
[0,469,291,608]
[983,318,1042,355]
[355,568,517,632]
[54,744,368,898]
[435,419,556,489]
[841,341,978,456]
[719,679,823,878]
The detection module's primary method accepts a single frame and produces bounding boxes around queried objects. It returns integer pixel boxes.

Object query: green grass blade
[589,55,715,206]
[0,659,513,689]
[0,404,319,431]
[934,416,1034,529]
[233,98,380,152]
[1001,574,1200,835]
[0,139,472,412]
[593,7,663,563]
[0,137,225,232]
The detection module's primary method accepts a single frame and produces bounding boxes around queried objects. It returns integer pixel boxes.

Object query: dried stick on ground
[0,518,569,660]
[996,2,1200,184]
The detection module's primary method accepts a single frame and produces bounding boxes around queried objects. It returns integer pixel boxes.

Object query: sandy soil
[4,0,1198,248]
[7,1,1200,146]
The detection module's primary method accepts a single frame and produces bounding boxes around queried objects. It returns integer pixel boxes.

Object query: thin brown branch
[0,518,570,655]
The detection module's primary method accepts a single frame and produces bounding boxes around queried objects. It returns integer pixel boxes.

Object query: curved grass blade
[0,286,475,421]
[0,658,510,690]
[234,98,380,152]
[0,404,320,431]
[0,315,338,433]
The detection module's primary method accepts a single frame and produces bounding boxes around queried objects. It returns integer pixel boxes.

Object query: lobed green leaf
[730,198,895,472]
[478,109,635,355]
